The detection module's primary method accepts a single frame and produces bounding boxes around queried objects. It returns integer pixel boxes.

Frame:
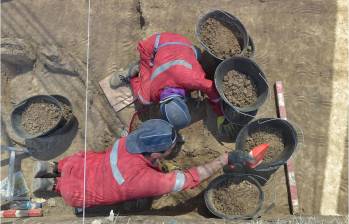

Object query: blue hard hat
[126,119,177,154]
[160,97,191,130]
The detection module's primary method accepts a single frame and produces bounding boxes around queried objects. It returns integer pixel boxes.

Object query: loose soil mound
[223,70,258,107]
[200,18,241,59]
[21,100,61,135]
[211,179,260,216]
[243,127,285,163]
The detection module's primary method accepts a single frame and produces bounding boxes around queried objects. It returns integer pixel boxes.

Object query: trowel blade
[247,143,270,169]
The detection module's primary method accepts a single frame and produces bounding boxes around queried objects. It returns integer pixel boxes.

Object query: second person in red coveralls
[110,32,223,130]
[31,119,253,208]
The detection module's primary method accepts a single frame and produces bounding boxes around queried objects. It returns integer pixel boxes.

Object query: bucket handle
[226,71,271,119]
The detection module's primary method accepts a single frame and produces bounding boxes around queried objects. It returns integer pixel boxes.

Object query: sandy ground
[1,0,348,222]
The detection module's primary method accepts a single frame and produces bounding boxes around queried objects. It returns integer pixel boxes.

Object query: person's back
[133,32,215,104]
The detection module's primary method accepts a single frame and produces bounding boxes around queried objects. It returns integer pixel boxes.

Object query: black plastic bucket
[205,174,264,220]
[215,57,269,115]
[196,10,249,61]
[235,118,298,172]
[221,100,257,126]
[11,95,64,139]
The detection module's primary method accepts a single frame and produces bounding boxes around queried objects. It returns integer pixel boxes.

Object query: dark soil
[211,179,260,216]
[21,100,61,135]
[200,18,241,59]
[223,70,258,107]
[243,127,285,163]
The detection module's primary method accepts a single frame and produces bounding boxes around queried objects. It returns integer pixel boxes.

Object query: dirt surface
[243,127,285,163]
[1,0,348,220]
[21,100,61,135]
[223,70,258,107]
[200,18,241,59]
[211,179,260,216]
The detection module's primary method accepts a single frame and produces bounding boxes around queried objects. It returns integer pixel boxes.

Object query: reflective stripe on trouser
[110,140,125,185]
[150,59,192,80]
[172,171,185,192]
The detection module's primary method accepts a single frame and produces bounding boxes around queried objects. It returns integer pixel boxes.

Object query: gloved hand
[228,150,254,169]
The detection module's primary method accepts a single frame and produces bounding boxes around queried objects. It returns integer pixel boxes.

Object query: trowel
[246,143,270,169]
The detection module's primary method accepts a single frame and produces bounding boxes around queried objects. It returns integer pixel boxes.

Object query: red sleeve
[128,167,201,198]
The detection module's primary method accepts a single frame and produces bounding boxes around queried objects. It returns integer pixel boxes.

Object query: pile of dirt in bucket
[243,127,285,163]
[211,179,260,216]
[21,100,61,135]
[61,103,73,122]
[223,70,258,107]
[200,18,241,59]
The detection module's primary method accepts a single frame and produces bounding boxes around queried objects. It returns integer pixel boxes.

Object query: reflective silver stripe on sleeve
[172,171,185,192]
[110,140,125,185]
[150,60,192,80]
[154,33,161,52]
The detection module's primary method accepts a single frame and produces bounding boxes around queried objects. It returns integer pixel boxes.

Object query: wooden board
[99,72,135,113]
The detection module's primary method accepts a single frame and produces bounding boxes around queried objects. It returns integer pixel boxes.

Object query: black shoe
[109,73,130,89]
[33,161,58,178]
[127,61,140,78]
[32,178,55,194]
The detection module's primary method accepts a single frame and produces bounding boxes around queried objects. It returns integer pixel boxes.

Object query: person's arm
[196,153,228,181]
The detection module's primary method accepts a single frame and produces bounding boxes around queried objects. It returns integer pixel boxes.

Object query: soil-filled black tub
[205,174,264,220]
[196,10,249,60]
[11,95,64,139]
[236,118,298,172]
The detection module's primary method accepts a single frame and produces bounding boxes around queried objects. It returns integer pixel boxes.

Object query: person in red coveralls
[32,119,253,208]
[110,32,225,130]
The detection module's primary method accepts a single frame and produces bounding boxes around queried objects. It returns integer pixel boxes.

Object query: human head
[126,119,177,157]
[160,97,191,130]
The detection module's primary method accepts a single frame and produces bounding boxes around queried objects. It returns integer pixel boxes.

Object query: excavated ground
[1,0,347,222]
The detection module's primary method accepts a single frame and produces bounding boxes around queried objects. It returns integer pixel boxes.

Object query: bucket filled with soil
[215,57,269,123]
[11,95,64,139]
[196,10,249,60]
[205,174,264,220]
[236,118,298,171]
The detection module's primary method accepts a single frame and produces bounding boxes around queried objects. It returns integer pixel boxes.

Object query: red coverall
[130,32,222,114]
[55,137,200,207]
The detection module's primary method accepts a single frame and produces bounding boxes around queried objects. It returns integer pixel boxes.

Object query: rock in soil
[21,100,61,135]
[243,127,285,163]
[223,70,258,107]
[211,179,260,216]
[200,18,241,59]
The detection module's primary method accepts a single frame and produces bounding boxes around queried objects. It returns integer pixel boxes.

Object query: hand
[228,150,254,168]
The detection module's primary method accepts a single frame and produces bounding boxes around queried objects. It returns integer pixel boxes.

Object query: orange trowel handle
[247,143,270,169]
